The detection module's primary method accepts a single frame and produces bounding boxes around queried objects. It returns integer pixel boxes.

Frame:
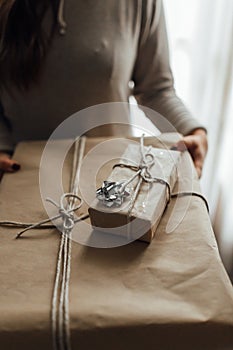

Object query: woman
[0,0,207,176]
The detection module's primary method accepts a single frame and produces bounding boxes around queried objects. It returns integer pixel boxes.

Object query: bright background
[132,0,233,280]
[163,0,233,279]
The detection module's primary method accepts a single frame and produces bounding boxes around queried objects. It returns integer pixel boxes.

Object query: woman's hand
[0,152,20,172]
[173,129,208,178]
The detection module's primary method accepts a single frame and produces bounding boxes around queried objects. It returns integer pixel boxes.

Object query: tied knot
[46,193,83,231]
[58,208,74,230]
[138,138,156,183]
[138,164,153,182]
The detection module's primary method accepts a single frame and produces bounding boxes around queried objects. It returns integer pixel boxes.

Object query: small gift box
[89,137,181,242]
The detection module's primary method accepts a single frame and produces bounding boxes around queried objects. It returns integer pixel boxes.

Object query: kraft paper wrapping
[89,143,181,242]
[0,135,233,350]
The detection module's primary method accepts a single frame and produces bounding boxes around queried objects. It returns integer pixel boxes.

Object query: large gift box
[0,134,233,350]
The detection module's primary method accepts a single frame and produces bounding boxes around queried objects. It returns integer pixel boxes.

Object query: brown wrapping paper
[89,143,181,242]
[0,135,233,350]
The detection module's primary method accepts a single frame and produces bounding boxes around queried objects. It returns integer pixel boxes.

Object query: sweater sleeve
[132,0,206,136]
[0,101,14,153]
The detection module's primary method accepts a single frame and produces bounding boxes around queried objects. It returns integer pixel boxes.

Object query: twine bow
[11,193,84,239]
[46,193,83,231]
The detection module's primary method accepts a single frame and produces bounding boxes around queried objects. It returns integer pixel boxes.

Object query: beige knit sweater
[0,0,204,152]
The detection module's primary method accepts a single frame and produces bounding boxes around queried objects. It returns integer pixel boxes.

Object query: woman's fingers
[172,129,208,178]
[0,152,21,172]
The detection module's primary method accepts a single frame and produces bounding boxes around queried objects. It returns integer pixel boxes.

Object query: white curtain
[163,0,233,275]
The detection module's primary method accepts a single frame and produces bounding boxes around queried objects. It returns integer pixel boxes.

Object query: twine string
[52,136,86,350]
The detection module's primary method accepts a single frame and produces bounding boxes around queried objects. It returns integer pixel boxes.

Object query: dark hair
[0,0,59,89]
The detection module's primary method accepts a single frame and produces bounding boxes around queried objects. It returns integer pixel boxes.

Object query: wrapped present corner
[89,141,181,243]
